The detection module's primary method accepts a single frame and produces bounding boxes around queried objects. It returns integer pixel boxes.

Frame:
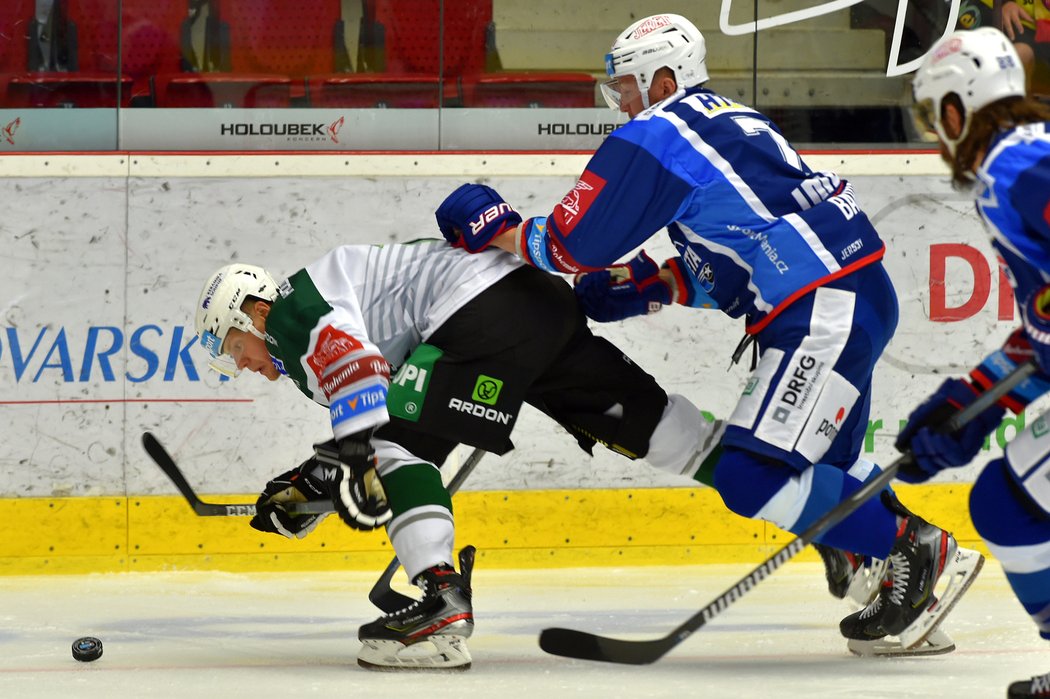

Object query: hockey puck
[72,637,103,662]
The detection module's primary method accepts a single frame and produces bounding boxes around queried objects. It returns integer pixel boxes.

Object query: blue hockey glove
[573,251,673,323]
[1020,284,1050,373]
[435,183,523,253]
[894,378,1004,483]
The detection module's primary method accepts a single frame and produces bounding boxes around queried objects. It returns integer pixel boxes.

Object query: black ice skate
[814,543,885,605]
[815,543,955,657]
[814,543,859,599]
[1009,671,1050,698]
[357,545,475,671]
[839,512,983,651]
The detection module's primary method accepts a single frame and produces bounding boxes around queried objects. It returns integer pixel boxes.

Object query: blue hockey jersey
[970,122,1050,410]
[519,86,885,332]
[978,122,1050,291]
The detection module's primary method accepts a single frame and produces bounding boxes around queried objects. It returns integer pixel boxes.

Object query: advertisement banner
[0,166,1035,497]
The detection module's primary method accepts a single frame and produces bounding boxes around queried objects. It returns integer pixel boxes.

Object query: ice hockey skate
[846,627,955,657]
[814,543,886,606]
[357,546,475,671]
[828,546,952,657]
[1009,670,1050,698]
[839,512,984,651]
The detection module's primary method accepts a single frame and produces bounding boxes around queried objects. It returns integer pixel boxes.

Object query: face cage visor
[600,69,650,112]
[198,312,267,378]
[600,78,623,111]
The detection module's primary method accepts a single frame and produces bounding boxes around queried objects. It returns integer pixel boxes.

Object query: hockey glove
[894,378,1005,483]
[250,459,331,539]
[313,435,392,530]
[573,251,673,322]
[435,183,523,253]
[1020,284,1050,373]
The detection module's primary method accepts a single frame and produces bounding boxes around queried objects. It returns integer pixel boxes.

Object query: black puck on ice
[72,636,103,662]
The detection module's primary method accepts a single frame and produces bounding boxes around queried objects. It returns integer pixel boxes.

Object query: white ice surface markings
[0,564,1043,698]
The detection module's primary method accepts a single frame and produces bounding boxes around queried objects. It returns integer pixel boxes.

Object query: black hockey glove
[250,458,331,539]
[313,434,392,531]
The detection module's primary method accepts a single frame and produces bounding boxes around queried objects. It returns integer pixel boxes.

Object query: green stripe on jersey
[382,462,452,518]
[265,269,333,401]
[387,344,443,422]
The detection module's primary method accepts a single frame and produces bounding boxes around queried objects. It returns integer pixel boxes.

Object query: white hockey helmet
[194,263,278,375]
[912,27,1025,155]
[601,13,708,111]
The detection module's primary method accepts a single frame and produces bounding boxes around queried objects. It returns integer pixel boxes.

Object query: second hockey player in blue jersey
[434,13,984,654]
[906,27,1050,698]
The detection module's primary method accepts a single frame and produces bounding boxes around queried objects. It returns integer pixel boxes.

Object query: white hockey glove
[313,434,392,531]
[250,459,331,539]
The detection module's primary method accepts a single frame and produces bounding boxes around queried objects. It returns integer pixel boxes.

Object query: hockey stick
[539,361,1038,664]
[143,431,331,516]
[368,446,486,613]
[144,430,484,612]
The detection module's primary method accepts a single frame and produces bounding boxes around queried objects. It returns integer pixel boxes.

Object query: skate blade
[898,547,985,650]
[845,557,888,608]
[357,635,472,671]
[848,628,955,657]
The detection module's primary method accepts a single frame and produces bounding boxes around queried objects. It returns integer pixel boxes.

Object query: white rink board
[0,153,1031,497]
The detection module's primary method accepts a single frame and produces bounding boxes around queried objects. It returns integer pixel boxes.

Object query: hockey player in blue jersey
[907,27,1050,698]
[433,13,985,654]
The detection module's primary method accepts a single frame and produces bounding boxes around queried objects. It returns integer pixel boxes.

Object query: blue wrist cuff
[975,349,1050,408]
[520,217,559,273]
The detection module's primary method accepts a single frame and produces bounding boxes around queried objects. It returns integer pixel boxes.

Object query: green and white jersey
[264,241,521,440]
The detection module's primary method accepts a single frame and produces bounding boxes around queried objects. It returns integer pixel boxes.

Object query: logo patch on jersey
[320,356,388,399]
[680,248,715,292]
[814,406,846,442]
[839,238,863,261]
[778,354,820,413]
[547,238,583,274]
[794,371,859,463]
[554,170,606,236]
[308,325,364,380]
[330,385,388,427]
[447,398,514,426]
[1034,417,1050,439]
[471,375,504,406]
[697,261,715,292]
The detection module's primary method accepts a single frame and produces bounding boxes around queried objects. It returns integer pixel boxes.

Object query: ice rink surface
[0,562,1044,699]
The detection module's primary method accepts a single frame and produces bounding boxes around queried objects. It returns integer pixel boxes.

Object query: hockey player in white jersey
[193,240,723,670]
[907,28,1050,698]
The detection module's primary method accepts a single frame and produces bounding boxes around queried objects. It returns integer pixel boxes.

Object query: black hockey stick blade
[367,447,486,613]
[539,628,675,665]
[142,431,332,517]
[539,361,1037,664]
[539,536,806,664]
